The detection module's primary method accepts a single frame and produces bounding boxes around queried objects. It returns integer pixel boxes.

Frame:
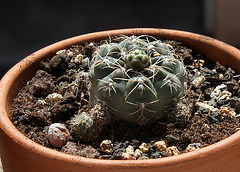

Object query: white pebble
[196,102,218,112]
[210,84,227,99]
[192,59,205,69]
[155,141,167,152]
[36,99,47,106]
[82,57,90,67]
[56,49,66,55]
[203,123,210,129]
[139,143,149,153]
[134,149,143,159]
[46,93,63,103]
[166,146,180,156]
[122,152,135,160]
[126,145,134,153]
[220,106,237,118]
[100,140,113,154]
[219,73,224,79]
[219,91,232,100]
[71,54,85,64]
[48,123,70,148]
[121,145,136,160]
[67,51,74,57]
[192,76,205,88]
[89,42,94,46]
[185,143,201,152]
[230,110,237,118]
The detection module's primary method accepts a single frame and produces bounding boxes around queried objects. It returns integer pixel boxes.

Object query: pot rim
[1,28,240,169]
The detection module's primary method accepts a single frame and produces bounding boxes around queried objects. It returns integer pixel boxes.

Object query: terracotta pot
[1,28,240,172]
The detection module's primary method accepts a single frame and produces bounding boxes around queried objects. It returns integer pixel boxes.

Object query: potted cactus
[1,28,240,172]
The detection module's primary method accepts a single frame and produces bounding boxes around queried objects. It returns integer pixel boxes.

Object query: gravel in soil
[9,37,240,160]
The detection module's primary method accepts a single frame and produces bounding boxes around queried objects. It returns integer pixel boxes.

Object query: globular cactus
[70,112,94,141]
[89,35,186,125]
[70,104,110,141]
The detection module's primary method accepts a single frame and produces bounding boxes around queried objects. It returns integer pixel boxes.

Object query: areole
[0,28,240,172]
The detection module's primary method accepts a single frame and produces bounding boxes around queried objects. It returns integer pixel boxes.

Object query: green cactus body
[90,35,186,125]
[70,112,94,141]
[70,104,110,141]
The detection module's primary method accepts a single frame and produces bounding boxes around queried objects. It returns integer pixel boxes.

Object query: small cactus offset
[89,35,186,125]
[70,104,110,141]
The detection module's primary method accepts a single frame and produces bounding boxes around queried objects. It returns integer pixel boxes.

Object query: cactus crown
[89,35,186,125]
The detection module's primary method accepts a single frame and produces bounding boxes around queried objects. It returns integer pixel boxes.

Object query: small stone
[192,59,205,69]
[220,106,236,118]
[82,57,90,67]
[46,93,63,103]
[134,149,143,159]
[121,145,136,160]
[121,152,136,160]
[56,49,66,55]
[192,76,205,88]
[236,128,240,131]
[89,42,94,46]
[210,84,227,99]
[67,51,74,57]
[195,102,218,112]
[219,91,232,100]
[139,143,149,153]
[185,143,201,152]
[219,73,224,79]
[155,141,167,152]
[71,54,85,64]
[203,123,210,129]
[48,123,70,148]
[166,146,180,156]
[100,140,113,154]
[126,145,134,153]
[36,99,47,106]
[220,106,230,115]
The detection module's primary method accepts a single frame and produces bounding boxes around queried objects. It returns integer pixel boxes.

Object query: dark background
[0,0,210,78]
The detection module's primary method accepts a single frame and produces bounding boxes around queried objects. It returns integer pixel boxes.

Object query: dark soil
[9,36,240,160]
